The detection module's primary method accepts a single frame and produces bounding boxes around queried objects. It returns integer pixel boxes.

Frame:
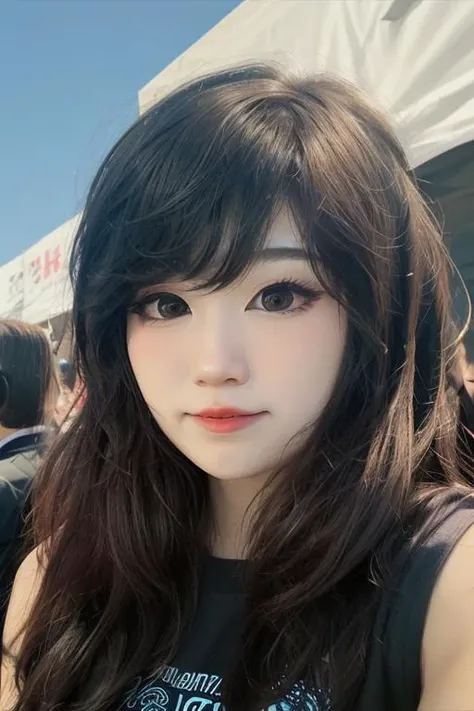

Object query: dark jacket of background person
[0,448,39,632]
[0,320,58,635]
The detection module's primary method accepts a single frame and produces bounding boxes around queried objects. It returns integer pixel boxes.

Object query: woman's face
[127,211,346,482]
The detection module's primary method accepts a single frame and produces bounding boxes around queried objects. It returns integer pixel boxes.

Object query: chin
[192,456,270,483]
[196,462,255,481]
[205,469,258,482]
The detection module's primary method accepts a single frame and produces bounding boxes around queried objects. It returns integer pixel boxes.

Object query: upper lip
[192,407,263,418]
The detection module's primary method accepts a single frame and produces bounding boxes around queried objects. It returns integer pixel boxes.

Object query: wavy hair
[9,64,473,711]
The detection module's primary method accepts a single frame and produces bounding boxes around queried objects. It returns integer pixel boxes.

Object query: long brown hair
[10,63,472,711]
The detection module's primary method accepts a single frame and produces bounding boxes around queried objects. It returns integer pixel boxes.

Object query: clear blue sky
[0,0,241,266]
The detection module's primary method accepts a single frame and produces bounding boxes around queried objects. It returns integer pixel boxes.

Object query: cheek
[127,322,184,404]
[257,302,345,408]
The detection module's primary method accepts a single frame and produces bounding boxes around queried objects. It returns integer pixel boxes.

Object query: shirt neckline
[202,555,249,595]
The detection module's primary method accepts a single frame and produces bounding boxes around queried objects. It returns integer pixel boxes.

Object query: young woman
[0,319,58,634]
[2,64,474,711]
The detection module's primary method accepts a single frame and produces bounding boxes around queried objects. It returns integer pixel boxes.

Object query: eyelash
[130,279,323,322]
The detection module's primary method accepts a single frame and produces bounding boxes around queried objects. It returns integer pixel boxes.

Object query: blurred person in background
[0,320,58,634]
[459,333,474,401]
[452,336,474,437]
[54,358,75,428]
[54,357,86,431]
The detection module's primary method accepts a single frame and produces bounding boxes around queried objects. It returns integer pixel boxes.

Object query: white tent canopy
[140,0,474,169]
[2,0,474,324]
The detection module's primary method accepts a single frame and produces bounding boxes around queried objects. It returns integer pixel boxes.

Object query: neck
[208,473,269,559]
[0,424,20,442]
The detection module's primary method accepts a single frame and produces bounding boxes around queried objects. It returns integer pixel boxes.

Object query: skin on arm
[419,521,474,711]
[0,547,45,710]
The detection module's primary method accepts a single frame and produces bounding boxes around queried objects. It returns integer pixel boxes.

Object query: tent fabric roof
[139,0,474,169]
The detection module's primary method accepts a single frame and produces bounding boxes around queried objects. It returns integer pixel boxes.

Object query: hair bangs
[126,187,286,296]
[103,89,314,297]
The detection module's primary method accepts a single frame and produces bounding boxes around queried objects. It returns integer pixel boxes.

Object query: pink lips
[189,407,266,434]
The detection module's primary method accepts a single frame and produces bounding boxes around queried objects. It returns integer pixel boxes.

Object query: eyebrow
[135,247,310,296]
[254,247,308,262]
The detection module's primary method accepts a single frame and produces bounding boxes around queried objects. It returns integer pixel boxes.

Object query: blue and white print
[121,665,326,711]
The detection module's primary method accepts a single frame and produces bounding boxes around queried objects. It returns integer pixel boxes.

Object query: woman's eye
[260,286,295,311]
[136,293,190,320]
[250,282,321,314]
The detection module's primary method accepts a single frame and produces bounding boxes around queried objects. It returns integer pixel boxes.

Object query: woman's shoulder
[360,492,474,711]
[392,491,474,594]
[1,545,46,708]
[419,512,474,708]
[3,544,46,642]
[392,491,474,633]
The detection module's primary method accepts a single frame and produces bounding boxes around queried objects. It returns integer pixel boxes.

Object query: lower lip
[190,413,265,433]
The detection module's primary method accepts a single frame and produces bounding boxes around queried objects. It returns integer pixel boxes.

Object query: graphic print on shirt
[120,664,325,711]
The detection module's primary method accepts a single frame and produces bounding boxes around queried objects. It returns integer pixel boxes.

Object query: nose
[193,312,250,387]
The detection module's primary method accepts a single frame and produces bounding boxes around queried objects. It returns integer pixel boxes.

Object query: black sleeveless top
[119,496,474,711]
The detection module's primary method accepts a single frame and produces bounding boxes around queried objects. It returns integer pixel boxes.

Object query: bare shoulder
[419,520,474,710]
[1,545,46,708]
[3,545,46,648]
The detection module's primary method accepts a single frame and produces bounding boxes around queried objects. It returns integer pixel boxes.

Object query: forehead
[264,209,303,249]
[190,206,307,289]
